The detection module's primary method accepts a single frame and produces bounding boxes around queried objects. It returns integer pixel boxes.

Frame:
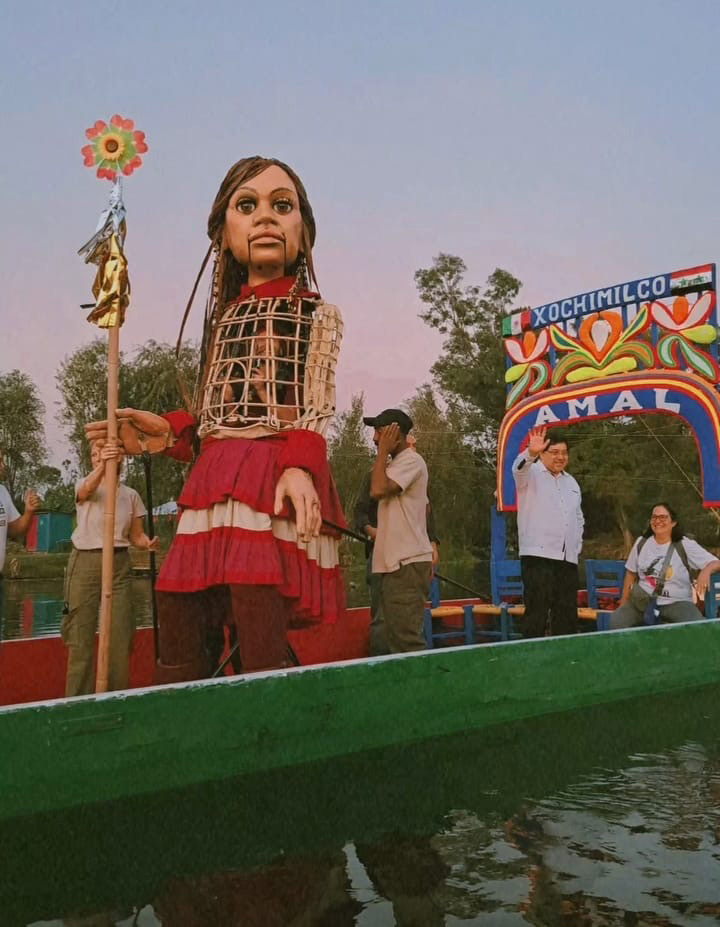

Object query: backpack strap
[674,539,692,577]
[654,543,680,599]
[635,536,691,574]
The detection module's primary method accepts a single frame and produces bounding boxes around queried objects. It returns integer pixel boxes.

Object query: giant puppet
[496,263,720,509]
[87,156,345,681]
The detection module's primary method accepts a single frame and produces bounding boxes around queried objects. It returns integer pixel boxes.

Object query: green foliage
[413,255,522,557]
[0,369,47,502]
[415,255,521,465]
[327,394,374,525]
[56,338,200,507]
[406,385,492,558]
[121,340,200,506]
[123,340,199,414]
[55,340,110,472]
[569,417,720,554]
[34,463,76,513]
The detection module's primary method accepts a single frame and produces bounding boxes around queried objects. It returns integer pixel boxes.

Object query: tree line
[2,255,717,558]
[0,340,198,513]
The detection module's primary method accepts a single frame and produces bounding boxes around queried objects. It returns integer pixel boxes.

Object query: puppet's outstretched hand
[85,408,172,455]
[273,467,321,543]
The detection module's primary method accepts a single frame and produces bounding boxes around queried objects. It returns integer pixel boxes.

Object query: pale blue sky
[2,0,719,462]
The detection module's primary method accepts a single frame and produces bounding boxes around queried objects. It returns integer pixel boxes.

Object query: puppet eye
[273,198,293,215]
[235,198,256,214]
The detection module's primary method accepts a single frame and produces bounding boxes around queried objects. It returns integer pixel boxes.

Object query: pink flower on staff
[80,114,149,181]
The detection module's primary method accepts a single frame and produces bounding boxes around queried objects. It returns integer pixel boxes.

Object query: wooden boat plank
[1,621,718,822]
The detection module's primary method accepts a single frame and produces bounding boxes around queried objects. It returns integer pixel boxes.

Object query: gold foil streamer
[86,232,129,328]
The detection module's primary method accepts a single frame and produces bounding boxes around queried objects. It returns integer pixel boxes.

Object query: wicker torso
[198,293,342,441]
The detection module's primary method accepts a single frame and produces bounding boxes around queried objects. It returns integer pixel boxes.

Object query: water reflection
[0,576,154,639]
[4,686,720,926]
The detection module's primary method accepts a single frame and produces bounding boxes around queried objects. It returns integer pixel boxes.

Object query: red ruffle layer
[156,529,344,625]
[155,431,346,624]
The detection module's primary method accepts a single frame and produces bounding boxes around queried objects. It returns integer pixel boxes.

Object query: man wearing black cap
[363,409,433,653]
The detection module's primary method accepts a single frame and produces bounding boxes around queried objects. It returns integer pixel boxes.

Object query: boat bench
[423,603,613,649]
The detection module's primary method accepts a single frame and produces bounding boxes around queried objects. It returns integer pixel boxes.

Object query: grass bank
[3,546,167,580]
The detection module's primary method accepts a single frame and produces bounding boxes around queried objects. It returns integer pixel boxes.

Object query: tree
[55,339,112,471]
[34,463,76,513]
[56,338,200,505]
[0,369,47,501]
[121,340,200,506]
[405,385,491,559]
[415,254,521,466]
[123,339,199,414]
[569,416,716,555]
[327,393,374,524]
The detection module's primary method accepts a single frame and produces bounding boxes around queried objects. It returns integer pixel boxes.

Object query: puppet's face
[224,164,303,281]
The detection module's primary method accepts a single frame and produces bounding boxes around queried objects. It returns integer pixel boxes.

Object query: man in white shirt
[0,450,40,576]
[365,409,433,653]
[0,449,40,632]
[512,426,584,638]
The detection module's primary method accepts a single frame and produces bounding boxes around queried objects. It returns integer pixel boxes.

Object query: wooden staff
[82,230,130,694]
[96,323,120,693]
[79,117,147,692]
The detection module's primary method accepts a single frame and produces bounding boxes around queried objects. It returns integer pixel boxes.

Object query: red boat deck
[0,606,372,706]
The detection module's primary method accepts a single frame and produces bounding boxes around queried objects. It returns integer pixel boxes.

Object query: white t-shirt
[372,449,433,574]
[71,482,146,549]
[0,484,20,570]
[626,536,717,603]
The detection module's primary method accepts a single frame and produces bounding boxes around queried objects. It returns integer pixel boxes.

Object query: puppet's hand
[85,408,171,455]
[273,467,321,543]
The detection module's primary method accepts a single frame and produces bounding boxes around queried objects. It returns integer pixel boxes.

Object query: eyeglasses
[650,515,671,522]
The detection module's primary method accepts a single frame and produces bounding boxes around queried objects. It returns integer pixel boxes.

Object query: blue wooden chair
[423,572,474,649]
[487,559,524,641]
[585,559,625,609]
[489,559,611,633]
[490,559,523,605]
[429,574,441,608]
[423,603,475,648]
[702,573,720,619]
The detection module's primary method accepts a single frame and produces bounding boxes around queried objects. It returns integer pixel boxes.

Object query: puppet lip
[250,231,284,242]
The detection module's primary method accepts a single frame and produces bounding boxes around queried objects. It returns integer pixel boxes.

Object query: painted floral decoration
[81,115,148,181]
[504,329,551,408]
[649,293,718,381]
[550,307,654,385]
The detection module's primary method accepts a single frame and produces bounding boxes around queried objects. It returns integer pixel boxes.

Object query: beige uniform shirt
[71,482,147,549]
[372,448,433,574]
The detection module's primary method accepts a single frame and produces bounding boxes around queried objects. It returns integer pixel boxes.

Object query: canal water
[2,685,719,926]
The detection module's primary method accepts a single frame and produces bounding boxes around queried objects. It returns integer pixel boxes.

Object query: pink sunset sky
[3,0,720,467]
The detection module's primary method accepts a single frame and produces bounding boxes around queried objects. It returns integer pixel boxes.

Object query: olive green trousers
[61,548,135,696]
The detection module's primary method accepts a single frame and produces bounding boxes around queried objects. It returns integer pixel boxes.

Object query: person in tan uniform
[365,409,433,653]
[62,441,156,696]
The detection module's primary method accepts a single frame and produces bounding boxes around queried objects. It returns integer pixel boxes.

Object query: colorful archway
[497,263,720,509]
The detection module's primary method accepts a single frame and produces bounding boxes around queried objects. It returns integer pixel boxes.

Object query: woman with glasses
[611,502,720,628]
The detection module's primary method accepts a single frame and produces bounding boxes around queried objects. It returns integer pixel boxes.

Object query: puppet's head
[208,157,317,303]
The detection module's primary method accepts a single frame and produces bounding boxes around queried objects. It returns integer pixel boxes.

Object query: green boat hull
[2,622,719,821]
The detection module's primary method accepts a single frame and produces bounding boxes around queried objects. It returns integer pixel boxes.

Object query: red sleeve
[276,430,329,482]
[275,430,347,532]
[162,410,196,463]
